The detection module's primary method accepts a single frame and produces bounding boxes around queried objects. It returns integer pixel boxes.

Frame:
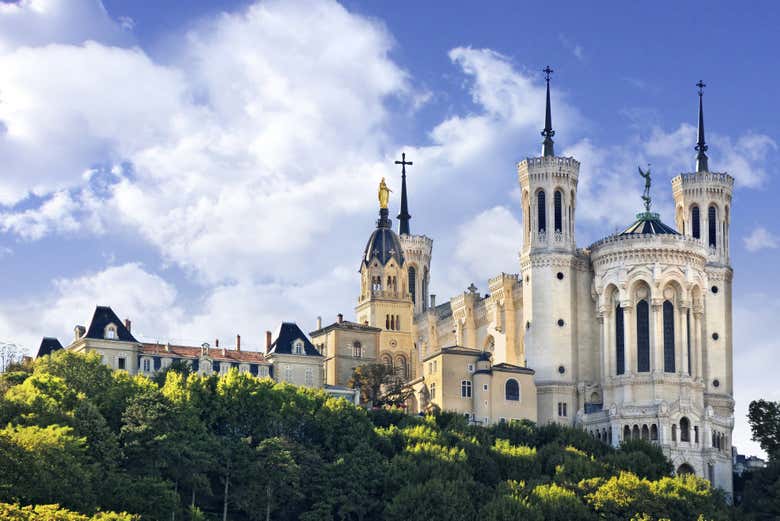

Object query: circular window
[557,272,564,280]
[390,339,398,348]
[558,365,565,374]
[712,332,719,341]
[713,379,720,388]
[711,286,719,294]
[557,319,565,327]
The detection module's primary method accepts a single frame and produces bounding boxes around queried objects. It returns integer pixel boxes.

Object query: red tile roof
[140,343,269,363]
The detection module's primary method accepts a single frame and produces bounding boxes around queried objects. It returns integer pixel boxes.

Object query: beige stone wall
[269,354,323,388]
[312,328,379,387]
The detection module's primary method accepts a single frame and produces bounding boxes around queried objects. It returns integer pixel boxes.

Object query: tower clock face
[390,339,398,348]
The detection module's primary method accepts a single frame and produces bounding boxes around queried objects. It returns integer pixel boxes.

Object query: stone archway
[676,463,695,476]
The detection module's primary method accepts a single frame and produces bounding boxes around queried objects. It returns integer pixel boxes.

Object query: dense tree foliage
[0,351,738,520]
[736,399,780,520]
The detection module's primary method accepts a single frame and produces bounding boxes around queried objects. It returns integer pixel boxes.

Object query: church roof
[619,212,679,236]
[362,208,405,268]
[267,322,322,357]
[36,337,63,358]
[85,306,138,342]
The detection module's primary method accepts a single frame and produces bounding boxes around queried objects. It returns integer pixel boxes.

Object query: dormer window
[105,324,117,340]
[293,340,304,355]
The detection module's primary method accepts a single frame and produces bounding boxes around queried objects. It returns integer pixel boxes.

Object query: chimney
[215,338,219,348]
[265,331,272,352]
[124,318,132,332]
[236,334,241,352]
[74,325,85,340]
[337,313,343,324]
[316,316,322,330]
[430,294,436,308]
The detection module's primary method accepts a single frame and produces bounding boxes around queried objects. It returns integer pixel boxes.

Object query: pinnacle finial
[695,80,709,173]
[541,66,555,157]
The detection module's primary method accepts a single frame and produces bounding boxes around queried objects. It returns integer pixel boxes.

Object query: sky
[0,0,777,457]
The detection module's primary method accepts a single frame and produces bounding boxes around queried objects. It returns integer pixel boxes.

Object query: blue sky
[0,0,777,456]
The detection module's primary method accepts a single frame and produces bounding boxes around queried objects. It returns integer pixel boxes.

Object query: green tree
[748,399,780,461]
[385,479,477,521]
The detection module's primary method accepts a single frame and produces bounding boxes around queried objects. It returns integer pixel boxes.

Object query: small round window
[556,272,564,280]
[713,379,720,388]
[711,286,719,294]
[557,319,565,327]
[712,332,719,341]
[558,365,565,374]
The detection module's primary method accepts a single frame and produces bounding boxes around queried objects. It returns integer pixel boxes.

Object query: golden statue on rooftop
[378,177,392,209]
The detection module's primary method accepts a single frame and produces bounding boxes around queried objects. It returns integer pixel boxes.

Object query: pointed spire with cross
[695,80,709,173]
[541,66,556,157]
[395,152,413,235]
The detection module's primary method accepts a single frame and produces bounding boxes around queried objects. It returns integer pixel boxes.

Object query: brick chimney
[265,331,272,352]
[337,313,343,324]
[316,316,322,329]
[124,318,132,332]
[236,334,241,352]
[74,325,85,340]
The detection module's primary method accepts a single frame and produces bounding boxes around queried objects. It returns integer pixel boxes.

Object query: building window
[117,357,126,370]
[432,360,437,372]
[708,206,717,248]
[616,304,625,375]
[467,363,474,373]
[623,425,631,441]
[284,366,292,382]
[293,340,304,355]
[672,424,677,442]
[142,359,150,372]
[259,366,269,377]
[651,424,659,441]
[537,190,546,233]
[409,266,416,305]
[305,368,313,386]
[483,384,488,391]
[680,417,690,442]
[353,341,362,358]
[694,426,699,444]
[505,379,520,401]
[691,206,701,239]
[554,190,563,232]
[105,325,117,340]
[663,300,675,372]
[557,402,568,417]
[395,356,407,379]
[636,300,650,373]
[430,383,436,400]
[461,380,472,398]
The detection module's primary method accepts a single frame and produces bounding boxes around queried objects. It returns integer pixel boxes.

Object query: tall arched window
[680,417,690,442]
[651,424,659,441]
[395,356,407,379]
[537,190,546,233]
[408,266,417,305]
[616,304,625,375]
[708,206,717,247]
[641,425,650,441]
[505,379,520,401]
[636,300,650,372]
[554,190,563,233]
[663,300,675,372]
[381,355,392,371]
[691,206,701,239]
[623,425,631,441]
[422,267,429,310]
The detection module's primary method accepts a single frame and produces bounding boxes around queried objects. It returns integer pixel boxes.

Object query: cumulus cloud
[744,226,779,252]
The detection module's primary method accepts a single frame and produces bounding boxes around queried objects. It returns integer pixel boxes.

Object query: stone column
[680,302,690,376]
[598,312,606,384]
[652,299,663,374]
[694,308,704,380]
[622,303,634,375]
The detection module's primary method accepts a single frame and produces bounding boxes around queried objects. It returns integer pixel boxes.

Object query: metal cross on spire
[395,152,413,235]
[541,66,555,157]
[695,80,709,173]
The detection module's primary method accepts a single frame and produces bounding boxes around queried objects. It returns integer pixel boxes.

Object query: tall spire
[541,66,555,157]
[395,153,413,235]
[695,80,709,173]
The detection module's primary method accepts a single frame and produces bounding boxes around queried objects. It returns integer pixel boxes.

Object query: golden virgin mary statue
[378,177,392,209]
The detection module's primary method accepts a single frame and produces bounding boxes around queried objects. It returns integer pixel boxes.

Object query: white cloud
[744,226,779,252]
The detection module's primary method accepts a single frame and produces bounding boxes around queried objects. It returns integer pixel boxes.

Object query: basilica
[37,72,735,493]
[312,73,735,492]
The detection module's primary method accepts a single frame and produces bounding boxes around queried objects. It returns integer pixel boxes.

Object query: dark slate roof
[362,209,405,268]
[620,212,679,236]
[491,363,536,375]
[422,345,483,362]
[36,337,63,358]
[310,320,382,337]
[267,322,322,357]
[432,301,452,319]
[84,306,138,342]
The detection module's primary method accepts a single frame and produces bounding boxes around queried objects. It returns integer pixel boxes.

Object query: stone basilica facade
[314,76,735,491]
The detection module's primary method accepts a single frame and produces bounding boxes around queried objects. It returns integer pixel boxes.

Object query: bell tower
[517,67,587,426]
[672,81,734,403]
